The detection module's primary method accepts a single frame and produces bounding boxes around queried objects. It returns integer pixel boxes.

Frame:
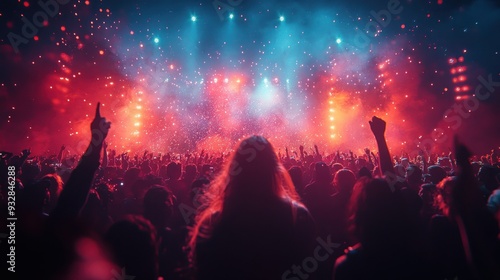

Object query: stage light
[336,38,342,44]
[279,16,285,22]
[191,16,197,22]
[229,13,234,19]
[153,38,159,43]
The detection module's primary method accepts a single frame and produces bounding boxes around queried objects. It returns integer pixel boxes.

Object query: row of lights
[328,93,336,139]
[190,15,285,22]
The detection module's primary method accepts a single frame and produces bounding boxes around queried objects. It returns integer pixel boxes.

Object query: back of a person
[190,136,317,279]
[302,162,336,239]
[333,177,431,280]
[302,180,337,236]
[195,197,315,280]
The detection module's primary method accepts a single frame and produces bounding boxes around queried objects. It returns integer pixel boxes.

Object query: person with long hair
[333,117,430,280]
[189,135,316,280]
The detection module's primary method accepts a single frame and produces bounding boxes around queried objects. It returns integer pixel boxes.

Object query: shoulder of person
[290,200,315,227]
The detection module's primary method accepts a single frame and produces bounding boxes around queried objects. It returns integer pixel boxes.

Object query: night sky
[1,0,499,156]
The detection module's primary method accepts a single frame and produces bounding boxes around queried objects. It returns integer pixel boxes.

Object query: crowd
[1,103,499,280]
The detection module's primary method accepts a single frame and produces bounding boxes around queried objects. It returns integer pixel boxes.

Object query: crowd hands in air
[1,104,499,280]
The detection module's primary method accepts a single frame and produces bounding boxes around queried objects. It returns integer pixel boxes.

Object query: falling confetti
[0,0,499,154]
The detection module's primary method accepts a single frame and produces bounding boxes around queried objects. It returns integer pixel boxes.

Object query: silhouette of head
[478,165,500,192]
[428,165,447,185]
[288,166,303,193]
[141,160,152,175]
[143,185,174,228]
[358,166,372,179]
[419,183,439,211]
[166,162,181,180]
[332,163,344,174]
[394,164,406,178]
[223,135,295,199]
[313,161,332,183]
[105,215,158,280]
[334,169,356,194]
[406,165,423,189]
[40,173,63,213]
[349,177,398,245]
[185,164,197,179]
[436,176,457,216]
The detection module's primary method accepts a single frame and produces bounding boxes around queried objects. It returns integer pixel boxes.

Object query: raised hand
[299,145,305,159]
[90,102,111,145]
[369,116,386,139]
[314,144,320,158]
[368,116,393,177]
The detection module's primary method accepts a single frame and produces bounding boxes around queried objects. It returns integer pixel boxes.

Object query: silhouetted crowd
[1,105,499,280]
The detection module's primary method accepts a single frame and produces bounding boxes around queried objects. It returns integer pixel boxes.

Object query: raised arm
[314,144,322,161]
[448,148,456,172]
[102,141,108,168]
[365,148,373,165]
[57,145,65,164]
[51,103,110,220]
[16,149,31,170]
[369,116,394,177]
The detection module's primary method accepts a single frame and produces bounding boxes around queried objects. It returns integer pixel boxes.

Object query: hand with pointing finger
[90,102,111,145]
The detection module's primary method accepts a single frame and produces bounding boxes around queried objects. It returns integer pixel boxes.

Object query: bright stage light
[191,16,197,22]
[336,38,342,44]
[279,16,285,22]
[229,13,234,19]
[154,38,159,43]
